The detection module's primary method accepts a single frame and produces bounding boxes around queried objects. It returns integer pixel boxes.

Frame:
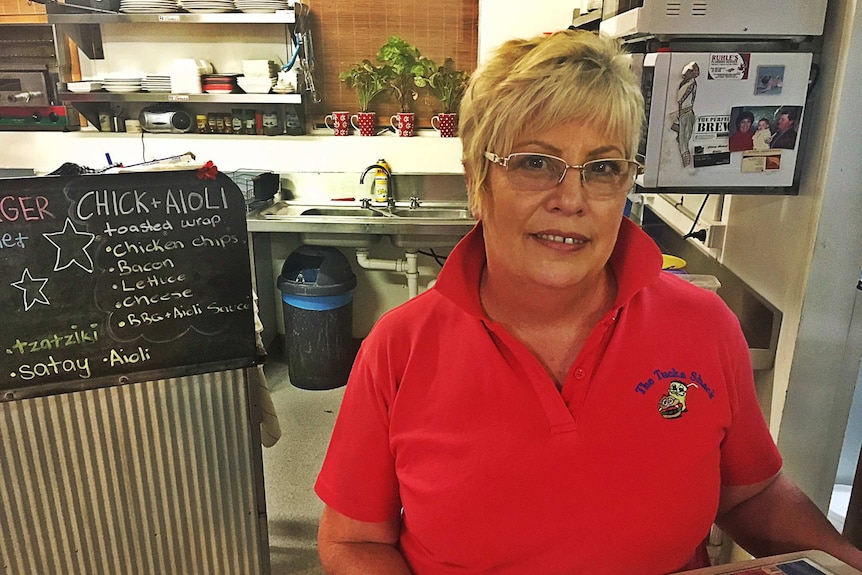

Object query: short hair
[735,110,755,128]
[459,30,645,216]
[779,107,800,123]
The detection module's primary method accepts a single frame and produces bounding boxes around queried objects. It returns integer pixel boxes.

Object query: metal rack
[45,3,306,129]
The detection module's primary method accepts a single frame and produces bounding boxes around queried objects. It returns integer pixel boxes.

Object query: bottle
[262,109,280,136]
[374,158,390,203]
[98,108,112,132]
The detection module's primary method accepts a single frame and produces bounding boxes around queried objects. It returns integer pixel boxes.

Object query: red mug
[350,112,376,136]
[431,113,457,138]
[390,112,415,137]
[324,111,350,136]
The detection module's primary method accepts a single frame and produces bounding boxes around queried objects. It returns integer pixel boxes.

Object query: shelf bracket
[55,22,104,60]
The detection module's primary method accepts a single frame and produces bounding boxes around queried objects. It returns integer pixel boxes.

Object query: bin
[277,245,358,390]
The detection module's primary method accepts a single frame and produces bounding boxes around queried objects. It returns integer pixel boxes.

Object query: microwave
[633,50,812,190]
[600,0,827,41]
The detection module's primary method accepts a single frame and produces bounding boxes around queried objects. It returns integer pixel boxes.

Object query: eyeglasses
[484,151,643,199]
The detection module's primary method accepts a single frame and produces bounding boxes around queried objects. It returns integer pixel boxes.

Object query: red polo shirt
[315,219,782,574]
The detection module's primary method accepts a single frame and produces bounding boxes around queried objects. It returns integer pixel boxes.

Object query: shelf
[46,10,295,24]
[570,10,601,30]
[59,91,302,104]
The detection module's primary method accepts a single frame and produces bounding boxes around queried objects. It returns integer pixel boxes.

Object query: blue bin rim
[282,291,353,311]
[278,274,357,296]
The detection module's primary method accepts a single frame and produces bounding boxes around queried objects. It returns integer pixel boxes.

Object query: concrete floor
[261,353,345,575]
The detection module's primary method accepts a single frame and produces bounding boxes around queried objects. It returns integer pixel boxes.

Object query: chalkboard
[1,169,257,399]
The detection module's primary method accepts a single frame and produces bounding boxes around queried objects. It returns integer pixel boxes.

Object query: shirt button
[574,368,586,379]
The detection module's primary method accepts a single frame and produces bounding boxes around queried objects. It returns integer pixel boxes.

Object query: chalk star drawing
[43,218,95,273]
[11,268,50,311]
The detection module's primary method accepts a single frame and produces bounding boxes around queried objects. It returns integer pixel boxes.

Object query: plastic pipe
[405,250,419,299]
[355,248,422,299]
[355,248,406,272]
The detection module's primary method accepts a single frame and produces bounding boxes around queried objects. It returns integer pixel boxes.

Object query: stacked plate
[202,73,241,94]
[121,0,179,11]
[102,73,144,93]
[234,0,288,13]
[180,0,234,12]
[119,0,179,11]
[142,74,171,92]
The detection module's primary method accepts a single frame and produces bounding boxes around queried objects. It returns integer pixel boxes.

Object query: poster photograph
[728,105,804,153]
[755,65,786,95]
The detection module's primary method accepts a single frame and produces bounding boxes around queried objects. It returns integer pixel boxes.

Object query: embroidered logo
[635,368,715,420]
[657,380,698,419]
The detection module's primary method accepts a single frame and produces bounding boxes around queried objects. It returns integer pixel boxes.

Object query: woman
[315,30,862,574]
[728,110,755,152]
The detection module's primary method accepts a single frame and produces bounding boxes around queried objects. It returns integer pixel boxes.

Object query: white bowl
[67,81,103,93]
[237,77,275,94]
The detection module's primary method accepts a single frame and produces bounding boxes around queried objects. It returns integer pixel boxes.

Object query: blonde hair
[459,30,644,216]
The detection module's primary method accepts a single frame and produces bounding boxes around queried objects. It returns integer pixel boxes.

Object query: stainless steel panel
[0,369,265,575]
[0,71,51,107]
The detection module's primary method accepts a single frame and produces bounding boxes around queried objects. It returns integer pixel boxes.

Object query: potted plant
[415,57,470,137]
[339,59,388,136]
[376,36,433,136]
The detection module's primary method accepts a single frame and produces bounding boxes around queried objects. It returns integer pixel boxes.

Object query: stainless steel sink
[391,208,472,219]
[249,200,477,248]
[300,207,386,217]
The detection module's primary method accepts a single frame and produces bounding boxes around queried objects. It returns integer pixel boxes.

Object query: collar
[434,218,662,317]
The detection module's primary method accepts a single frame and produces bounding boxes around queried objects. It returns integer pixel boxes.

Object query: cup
[324,111,350,136]
[350,111,376,136]
[431,113,457,138]
[390,112,415,137]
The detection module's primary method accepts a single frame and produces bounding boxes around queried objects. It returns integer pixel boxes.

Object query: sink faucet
[359,163,395,210]
[359,197,398,217]
[359,163,392,185]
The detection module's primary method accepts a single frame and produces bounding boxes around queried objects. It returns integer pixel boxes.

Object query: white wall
[478,0,576,63]
[771,0,862,507]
